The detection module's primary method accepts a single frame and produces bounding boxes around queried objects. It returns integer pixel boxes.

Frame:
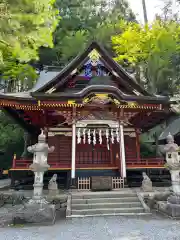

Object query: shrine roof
[31,70,60,92]
[0,41,170,104]
[31,85,168,104]
[0,91,32,100]
[0,70,61,100]
[32,41,151,95]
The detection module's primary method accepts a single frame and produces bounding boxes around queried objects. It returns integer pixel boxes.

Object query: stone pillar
[71,121,76,179]
[32,171,45,201]
[119,123,126,178]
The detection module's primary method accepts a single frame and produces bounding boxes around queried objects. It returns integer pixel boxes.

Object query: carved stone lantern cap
[38,129,46,142]
[166,132,174,143]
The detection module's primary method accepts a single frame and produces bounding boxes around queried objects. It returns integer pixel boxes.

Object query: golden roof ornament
[88,49,100,62]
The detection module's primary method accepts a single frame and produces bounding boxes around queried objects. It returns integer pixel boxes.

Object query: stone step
[72,192,137,199]
[71,196,139,204]
[68,212,151,218]
[72,202,142,210]
[71,207,145,216]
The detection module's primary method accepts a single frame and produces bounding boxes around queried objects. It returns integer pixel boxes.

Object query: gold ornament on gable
[82,94,122,106]
[88,49,101,61]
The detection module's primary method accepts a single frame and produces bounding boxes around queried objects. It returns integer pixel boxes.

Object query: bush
[140,142,156,158]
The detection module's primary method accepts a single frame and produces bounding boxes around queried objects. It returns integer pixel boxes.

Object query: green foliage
[55,30,88,64]
[0,111,23,152]
[0,0,60,63]
[39,0,136,66]
[91,21,123,54]
[112,20,180,95]
[0,0,60,85]
[0,111,24,169]
[140,142,156,158]
[1,62,37,89]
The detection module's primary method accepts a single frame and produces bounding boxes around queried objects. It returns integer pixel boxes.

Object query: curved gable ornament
[83,94,121,106]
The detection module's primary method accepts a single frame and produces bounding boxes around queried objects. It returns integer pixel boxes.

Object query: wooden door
[76,136,111,166]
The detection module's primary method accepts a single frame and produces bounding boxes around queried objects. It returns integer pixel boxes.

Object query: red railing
[13,159,32,169]
[11,157,166,169]
[126,158,165,168]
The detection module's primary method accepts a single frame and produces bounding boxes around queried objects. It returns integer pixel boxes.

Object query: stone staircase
[67,190,150,217]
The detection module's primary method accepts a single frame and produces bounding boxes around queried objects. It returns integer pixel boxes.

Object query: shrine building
[0,42,173,190]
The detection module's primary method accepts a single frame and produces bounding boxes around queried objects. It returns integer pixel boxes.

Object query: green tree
[39,0,136,66]
[112,20,180,95]
[0,111,24,169]
[0,0,60,166]
[0,0,60,85]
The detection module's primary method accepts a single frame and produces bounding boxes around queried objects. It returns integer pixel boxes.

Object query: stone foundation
[13,203,56,225]
[155,194,180,219]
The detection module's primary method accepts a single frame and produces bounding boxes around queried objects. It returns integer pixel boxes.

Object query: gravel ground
[0,179,11,189]
[0,215,180,240]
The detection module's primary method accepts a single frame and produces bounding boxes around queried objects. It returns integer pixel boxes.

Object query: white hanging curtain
[88,129,91,144]
[76,126,117,146]
[106,129,110,150]
[99,129,102,144]
[111,128,114,144]
[93,129,96,145]
[116,127,119,143]
[77,128,81,144]
[83,128,86,144]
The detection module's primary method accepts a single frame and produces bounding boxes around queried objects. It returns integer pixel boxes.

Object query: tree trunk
[21,131,33,158]
[142,0,148,24]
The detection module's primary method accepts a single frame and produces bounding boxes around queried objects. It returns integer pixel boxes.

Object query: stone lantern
[164,133,180,195]
[27,129,55,204]
[163,132,180,217]
[13,129,56,224]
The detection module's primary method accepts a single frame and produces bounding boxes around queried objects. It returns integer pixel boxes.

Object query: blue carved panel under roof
[66,52,111,90]
[78,59,109,78]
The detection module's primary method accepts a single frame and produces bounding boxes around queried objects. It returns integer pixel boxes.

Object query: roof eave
[31,85,170,104]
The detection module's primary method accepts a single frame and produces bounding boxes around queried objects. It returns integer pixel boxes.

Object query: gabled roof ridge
[34,41,95,93]
[92,41,151,96]
[34,41,152,96]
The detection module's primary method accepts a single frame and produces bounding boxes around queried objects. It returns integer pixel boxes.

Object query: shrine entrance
[75,120,121,169]
[76,136,112,166]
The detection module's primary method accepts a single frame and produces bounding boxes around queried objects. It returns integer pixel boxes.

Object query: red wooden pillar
[43,110,49,142]
[135,129,141,162]
[116,153,120,170]
[12,154,16,168]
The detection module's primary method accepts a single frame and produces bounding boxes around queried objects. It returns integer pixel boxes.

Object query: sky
[128,0,167,23]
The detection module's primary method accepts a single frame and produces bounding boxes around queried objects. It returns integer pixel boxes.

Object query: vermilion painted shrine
[0,42,173,188]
